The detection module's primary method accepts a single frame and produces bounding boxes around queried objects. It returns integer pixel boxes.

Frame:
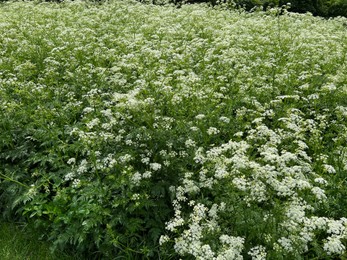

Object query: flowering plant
[0,0,347,258]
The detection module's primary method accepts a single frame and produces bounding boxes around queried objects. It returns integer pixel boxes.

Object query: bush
[236,0,347,17]
[180,0,347,17]
[1,1,347,259]
[328,0,347,16]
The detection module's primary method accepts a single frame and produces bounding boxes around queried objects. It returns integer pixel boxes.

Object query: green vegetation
[0,221,79,259]
[1,0,347,259]
[1,0,347,17]
[230,0,347,17]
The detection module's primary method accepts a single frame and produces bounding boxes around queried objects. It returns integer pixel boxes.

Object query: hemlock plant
[0,0,347,258]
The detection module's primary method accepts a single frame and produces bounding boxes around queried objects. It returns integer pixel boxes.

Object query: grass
[0,219,58,260]
[0,220,71,260]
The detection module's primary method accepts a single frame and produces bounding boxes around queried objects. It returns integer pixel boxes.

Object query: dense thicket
[176,0,347,17]
[232,0,347,17]
[1,0,347,259]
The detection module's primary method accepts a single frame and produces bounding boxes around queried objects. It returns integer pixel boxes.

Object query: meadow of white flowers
[0,0,347,258]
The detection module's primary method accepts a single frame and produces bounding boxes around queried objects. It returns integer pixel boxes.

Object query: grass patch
[0,220,79,260]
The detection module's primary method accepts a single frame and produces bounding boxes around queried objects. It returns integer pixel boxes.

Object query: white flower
[219,116,230,123]
[142,171,152,179]
[314,177,327,185]
[150,163,162,171]
[131,172,142,185]
[159,235,170,245]
[64,172,75,181]
[195,114,205,120]
[86,118,100,129]
[185,138,196,148]
[82,107,94,114]
[200,244,215,259]
[234,131,243,137]
[77,159,88,174]
[307,93,319,100]
[327,220,345,235]
[278,237,293,252]
[125,139,133,145]
[72,179,81,188]
[321,83,336,92]
[323,236,346,255]
[141,157,150,164]
[207,127,219,135]
[248,245,267,260]
[323,164,336,174]
[217,235,244,260]
[131,193,140,200]
[336,106,347,117]
[67,158,76,165]
[166,215,185,232]
[119,154,132,163]
[311,187,327,201]
[215,165,229,179]
[232,177,248,191]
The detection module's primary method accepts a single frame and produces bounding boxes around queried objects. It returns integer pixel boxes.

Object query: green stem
[0,172,29,188]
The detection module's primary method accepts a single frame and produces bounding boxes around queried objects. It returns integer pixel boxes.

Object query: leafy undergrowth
[1,0,347,259]
[0,220,81,260]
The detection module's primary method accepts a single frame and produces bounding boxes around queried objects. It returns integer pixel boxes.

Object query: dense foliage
[161,0,347,17]
[0,221,78,259]
[1,0,347,259]
[234,0,347,17]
